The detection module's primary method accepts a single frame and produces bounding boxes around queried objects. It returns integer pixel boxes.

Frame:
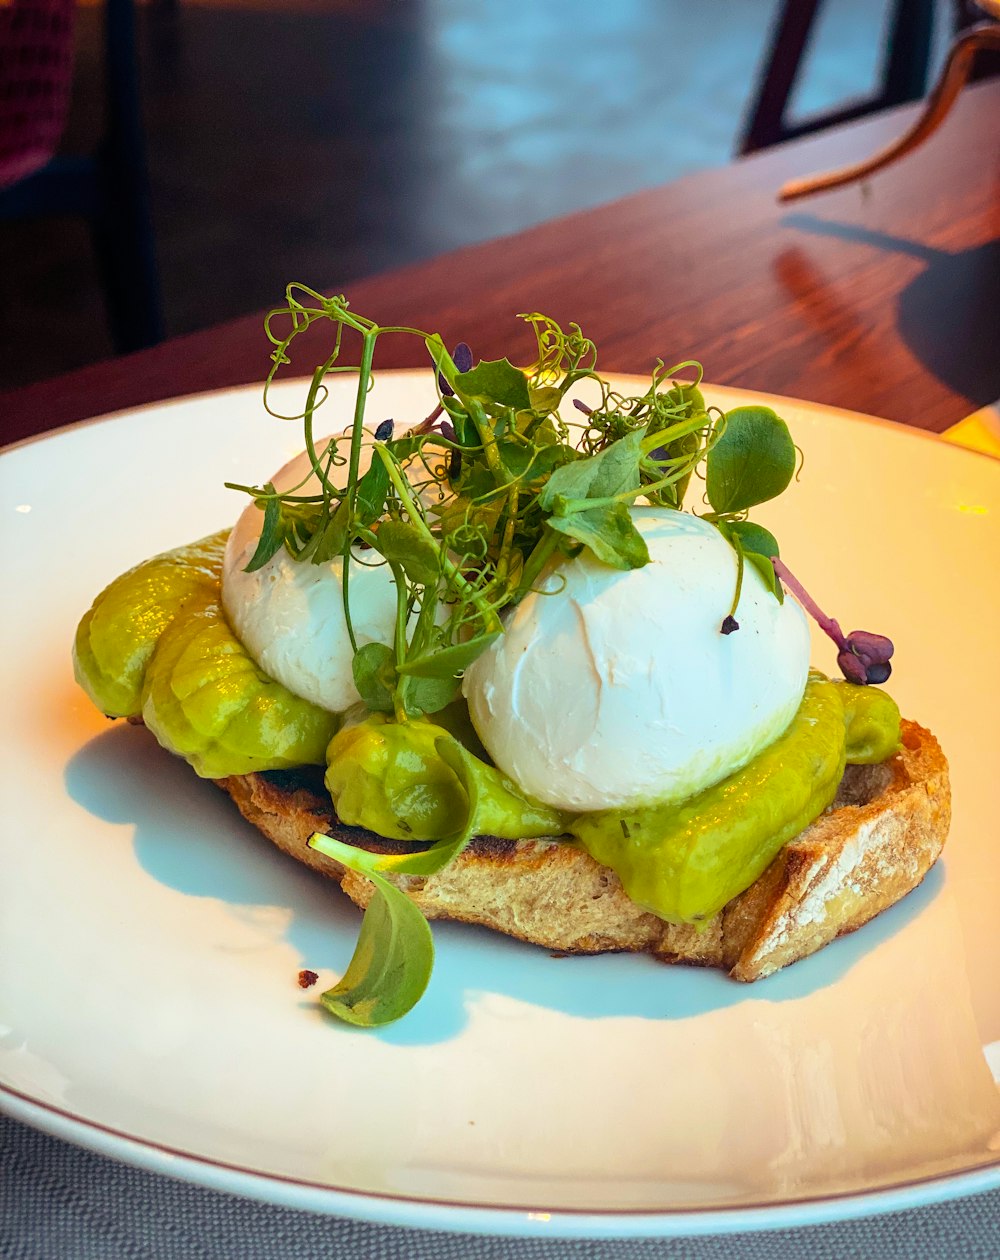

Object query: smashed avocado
[572,675,900,925]
[141,603,339,777]
[74,532,338,776]
[75,536,901,924]
[326,709,568,842]
[73,533,228,717]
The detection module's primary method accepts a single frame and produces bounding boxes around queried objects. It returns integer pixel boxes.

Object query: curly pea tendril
[225,287,893,716]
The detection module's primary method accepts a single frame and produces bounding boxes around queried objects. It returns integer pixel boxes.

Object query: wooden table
[2,81,998,448]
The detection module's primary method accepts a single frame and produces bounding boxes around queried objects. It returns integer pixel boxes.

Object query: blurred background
[0,0,964,393]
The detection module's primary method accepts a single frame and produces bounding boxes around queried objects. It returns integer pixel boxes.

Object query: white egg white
[222,426,455,713]
[462,508,811,813]
[222,432,396,713]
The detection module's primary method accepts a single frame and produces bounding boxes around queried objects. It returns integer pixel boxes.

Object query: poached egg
[224,437,810,813]
[462,509,810,813]
[224,434,394,713]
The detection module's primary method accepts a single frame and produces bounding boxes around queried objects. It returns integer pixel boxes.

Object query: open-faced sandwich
[73,289,950,1026]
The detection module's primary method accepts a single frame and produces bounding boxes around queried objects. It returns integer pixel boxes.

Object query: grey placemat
[2,1115,999,1259]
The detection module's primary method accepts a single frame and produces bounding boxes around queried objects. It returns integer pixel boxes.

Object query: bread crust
[216,719,949,980]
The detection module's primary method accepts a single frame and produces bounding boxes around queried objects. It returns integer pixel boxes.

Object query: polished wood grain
[2,80,998,447]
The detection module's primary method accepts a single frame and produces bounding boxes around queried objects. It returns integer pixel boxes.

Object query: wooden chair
[775,0,1000,200]
[737,0,939,156]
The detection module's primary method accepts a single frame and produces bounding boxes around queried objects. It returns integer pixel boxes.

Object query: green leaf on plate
[355,458,391,526]
[399,672,460,716]
[727,519,779,558]
[746,551,782,601]
[243,487,284,572]
[374,736,482,877]
[307,835,435,1028]
[306,737,482,1026]
[663,381,706,414]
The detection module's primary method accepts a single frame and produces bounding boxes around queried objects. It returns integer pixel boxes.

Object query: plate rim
[3,1086,998,1238]
[2,372,997,471]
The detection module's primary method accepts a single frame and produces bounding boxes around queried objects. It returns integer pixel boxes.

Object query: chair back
[0,0,76,190]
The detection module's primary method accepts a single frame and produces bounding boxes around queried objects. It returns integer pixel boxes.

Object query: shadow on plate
[64,723,943,1048]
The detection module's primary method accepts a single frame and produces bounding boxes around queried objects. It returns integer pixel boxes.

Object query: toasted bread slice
[216,719,949,980]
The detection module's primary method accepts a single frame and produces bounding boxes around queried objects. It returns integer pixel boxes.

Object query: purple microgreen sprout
[573,398,593,415]
[374,417,394,442]
[720,614,739,635]
[414,401,444,434]
[438,341,473,396]
[771,557,894,685]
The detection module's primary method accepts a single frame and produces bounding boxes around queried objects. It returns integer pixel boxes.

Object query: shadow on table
[64,723,942,1047]
[778,214,1000,410]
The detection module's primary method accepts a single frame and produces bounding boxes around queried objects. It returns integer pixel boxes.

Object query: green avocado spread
[74,534,901,924]
[74,533,339,777]
[572,673,898,924]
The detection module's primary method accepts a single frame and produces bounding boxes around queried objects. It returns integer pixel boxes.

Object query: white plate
[1,372,998,1238]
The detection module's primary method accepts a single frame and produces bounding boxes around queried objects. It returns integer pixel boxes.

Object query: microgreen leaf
[527,384,561,413]
[745,551,784,601]
[243,487,284,572]
[374,736,481,875]
[303,735,482,1025]
[396,632,502,679]
[437,493,504,545]
[663,381,706,414]
[352,642,396,712]
[305,501,351,564]
[706,407,795,514]
[306,833,434,1027]
[376,520,439,586]
[539,429,644,508]
[454,358,531,410]
[424,333,450,377]
[399,673,460,716]
[547,501,649,570]
[497,438,572,484]
[355,459,390,526]
[727,520,779,558]
[727,520,783,601]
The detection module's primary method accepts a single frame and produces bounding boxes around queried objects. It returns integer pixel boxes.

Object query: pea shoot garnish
[228,286,895,1025]
[771,556,895,685]
[227,287,754,724]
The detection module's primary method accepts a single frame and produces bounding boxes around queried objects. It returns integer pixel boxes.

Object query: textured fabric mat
[2,1114,999,1260]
